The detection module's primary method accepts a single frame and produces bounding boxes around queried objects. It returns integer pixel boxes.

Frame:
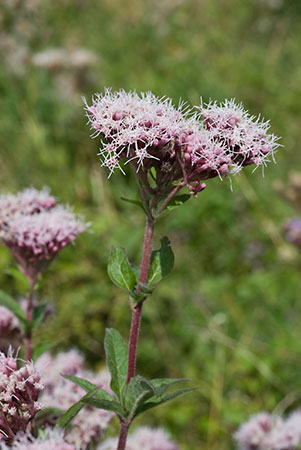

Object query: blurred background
[0,0,300,448]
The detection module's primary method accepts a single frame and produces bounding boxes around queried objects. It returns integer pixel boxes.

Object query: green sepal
[104,328,128,405]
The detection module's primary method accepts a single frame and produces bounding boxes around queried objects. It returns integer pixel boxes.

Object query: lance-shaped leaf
[32,342,54,361]
[0,290,27,324]
[120,197,146,214]
[148,237,174,286]
[107,247,136,292]
[134,386,198,418]
[82,397,125,418]
[165,194,191,212]
[5,268,30,292]
[57,386,100,428]
[150,378,190,396]
[104,328,128,404]
[124,375,155,420]
[32,304,47,330]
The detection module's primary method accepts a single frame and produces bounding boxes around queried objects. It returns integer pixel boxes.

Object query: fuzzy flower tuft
[98,426,179,450]
[0,428,75,450]
[0,188,87,282]
[234,410,301,450]
[199,98,280,174]
[0,187,55,232]
[84,89,280,199]
[0,351,43,443]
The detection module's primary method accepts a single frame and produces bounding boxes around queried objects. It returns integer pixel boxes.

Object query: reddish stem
[126,217,154,383]
[117,421,129,450]
[116,217,154,450]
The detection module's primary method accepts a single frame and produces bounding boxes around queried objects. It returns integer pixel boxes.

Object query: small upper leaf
[150,378,190,396]
[148,237,174,286]
[57,387,100,428]
[165,194,191,212]
[104,328,128,404]
[107,247,136,292]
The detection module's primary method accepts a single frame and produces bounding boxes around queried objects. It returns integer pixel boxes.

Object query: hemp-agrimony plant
[57,89,280,450]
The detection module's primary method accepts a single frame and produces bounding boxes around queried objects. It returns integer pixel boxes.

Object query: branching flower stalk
[81,88,281,450]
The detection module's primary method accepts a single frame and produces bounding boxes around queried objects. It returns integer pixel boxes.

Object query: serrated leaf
[150,378,190,396]
[0,290,27,323]
[104,328,128,404]
[134,387,197,418]
[83,397,125,417]
[107,247,136,292]
[124,375,155,420]
[148,237,174,285]
[57,387,100,428]
[165,194,191,212]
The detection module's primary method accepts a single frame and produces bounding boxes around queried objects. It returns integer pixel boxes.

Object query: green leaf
[130,264,140,282]
[32,304,47,329]
[104,328,128,404]
[120,197,145,213]
[107,247,136,293]
[57,387,100,428]
[124,375,155,420]
[35,407,63,424]
[0,290,27,323]
[62,374,116,403]
[148,237,174,286]
[4,268,30,292]
[32,342,54,361]
[150,378,190,396]
[135,387,198,418]
[82,397,125,417]
[165,194,191,212]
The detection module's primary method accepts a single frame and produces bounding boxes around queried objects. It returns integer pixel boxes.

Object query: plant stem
[25,279,36,361]
[127,217,154,383]
[116,217,154,450]
[117,421,129,450]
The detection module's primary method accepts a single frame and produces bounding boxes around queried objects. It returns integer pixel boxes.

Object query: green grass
[0,0,300,448]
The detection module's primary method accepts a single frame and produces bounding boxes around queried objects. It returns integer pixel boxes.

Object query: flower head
[98,426,179,450]
[84,89,280,201]
[0,188,87,283]
[0,428,75,450]
[0,351,43,443]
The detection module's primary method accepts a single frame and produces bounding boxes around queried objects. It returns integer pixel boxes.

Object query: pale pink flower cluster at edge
[0,351,43,443]
[234,411,301,449]
[0,187,87,281]
[98,426,179,450]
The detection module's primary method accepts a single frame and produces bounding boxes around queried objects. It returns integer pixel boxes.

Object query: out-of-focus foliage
[0,0,300,448]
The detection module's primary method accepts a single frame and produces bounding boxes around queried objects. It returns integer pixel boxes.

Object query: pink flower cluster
[84,89,279,197]
[0,428,75,450]
[37,351,113,449]
[0,351,43,443]
[234,410,301,449]
[98,426,179,450]
[0,188,86,281]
